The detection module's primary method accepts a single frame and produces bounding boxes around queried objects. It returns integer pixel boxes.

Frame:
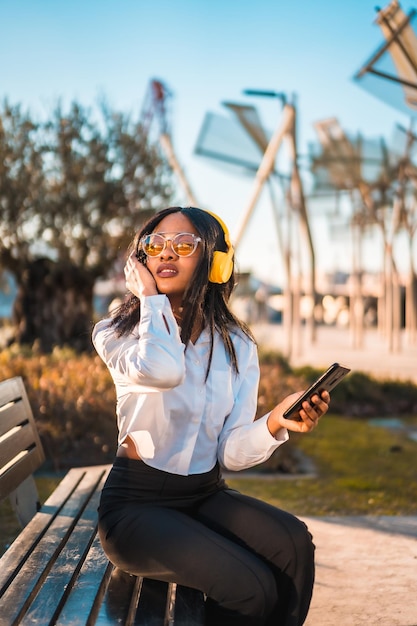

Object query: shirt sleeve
[92,295,186,390]
[217,337,289,471]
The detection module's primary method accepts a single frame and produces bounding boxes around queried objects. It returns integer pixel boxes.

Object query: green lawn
[227,414,417,515]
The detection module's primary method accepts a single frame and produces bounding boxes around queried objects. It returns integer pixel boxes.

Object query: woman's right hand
[124,251,158,299]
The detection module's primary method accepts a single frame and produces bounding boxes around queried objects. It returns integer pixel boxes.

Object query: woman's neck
[169,299,184,324]
[169,297,203,343]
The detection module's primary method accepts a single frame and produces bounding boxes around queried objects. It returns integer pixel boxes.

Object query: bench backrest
[0,376,45,525]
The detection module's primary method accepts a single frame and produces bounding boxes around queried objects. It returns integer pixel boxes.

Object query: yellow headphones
[204,210,234,284]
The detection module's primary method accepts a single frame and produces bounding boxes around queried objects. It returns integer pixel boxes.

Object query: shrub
[0,345,117,469]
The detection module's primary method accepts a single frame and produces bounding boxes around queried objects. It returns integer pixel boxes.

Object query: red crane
[141,79,198,205]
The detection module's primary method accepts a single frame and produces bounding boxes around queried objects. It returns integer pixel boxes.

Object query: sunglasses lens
[142,234,165,256]
[141,233,200,257]
[172,234,197,256]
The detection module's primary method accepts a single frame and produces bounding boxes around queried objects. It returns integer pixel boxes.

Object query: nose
[159,238,177,259]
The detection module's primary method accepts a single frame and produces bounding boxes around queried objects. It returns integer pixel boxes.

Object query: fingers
[269,389,331,436]
[298,391,330,430]
[124,252,157,298]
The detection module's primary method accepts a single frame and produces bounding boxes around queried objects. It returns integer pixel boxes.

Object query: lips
[157,263,178,278]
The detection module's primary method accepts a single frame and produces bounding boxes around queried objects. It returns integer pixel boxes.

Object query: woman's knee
[211,558,278,621]
[290,516,315,560]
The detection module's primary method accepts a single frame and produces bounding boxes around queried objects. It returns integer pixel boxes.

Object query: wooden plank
[20,488,103,625]
[0,467,108,593]
[0,377,45,501]
[0,376,24,407]
[174,586,205,625]
[0,467,108,624]
[0,379,44,457]
[0,430,44,495]
[94,567,140,626]
[0,421,39,469]
[55,535,114,626]
[0,399,28,436]
[0,456,206,626]
[134,578,169,625]
[0,448,44,499]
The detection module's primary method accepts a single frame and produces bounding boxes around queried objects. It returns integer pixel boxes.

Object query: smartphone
[283,362,351,421]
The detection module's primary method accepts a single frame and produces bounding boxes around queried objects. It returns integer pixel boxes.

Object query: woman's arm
[217,339,286,471]
[92,296,186,389]
[217,337,330,471]
[93,250,186,389]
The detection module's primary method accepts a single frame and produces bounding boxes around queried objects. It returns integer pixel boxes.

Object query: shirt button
[194,360,200,365]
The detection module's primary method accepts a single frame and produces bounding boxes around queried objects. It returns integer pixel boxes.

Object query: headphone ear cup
[209,249,234,284]
[204,208,234,284]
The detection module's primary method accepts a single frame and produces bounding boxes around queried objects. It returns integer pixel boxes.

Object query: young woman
[93,206,330,626]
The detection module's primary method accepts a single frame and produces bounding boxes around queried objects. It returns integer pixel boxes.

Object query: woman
[93,206,330,626]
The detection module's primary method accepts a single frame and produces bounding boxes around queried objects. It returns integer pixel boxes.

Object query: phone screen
[283,362,351,421]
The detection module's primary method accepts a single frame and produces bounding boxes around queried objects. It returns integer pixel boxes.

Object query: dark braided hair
[109,206,255,378]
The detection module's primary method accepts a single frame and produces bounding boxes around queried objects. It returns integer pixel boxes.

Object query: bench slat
[0,378,44,453]
[174,586,206,625]
[0,468,108,624]
[0,377,45,501]
[134,578,170,625]
[55,536,114,626]
[0,467,109,594]
[94,567,141,626]
[0,399,30,436]
[0,449,205,625]
[0,427,44,493]
[0,446,45,500]
[20,488,102,625]
[0,376,26,406]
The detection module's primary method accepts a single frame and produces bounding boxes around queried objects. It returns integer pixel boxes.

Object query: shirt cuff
[139,294,179,337]
[255,413,289,448]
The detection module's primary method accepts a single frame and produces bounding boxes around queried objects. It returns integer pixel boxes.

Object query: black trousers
[98,458,315,626]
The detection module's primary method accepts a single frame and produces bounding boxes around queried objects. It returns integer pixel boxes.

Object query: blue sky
[1,0,415,283]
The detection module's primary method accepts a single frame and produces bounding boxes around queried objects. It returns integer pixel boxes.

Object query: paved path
[303,516,417,626]
[251,324,417,383]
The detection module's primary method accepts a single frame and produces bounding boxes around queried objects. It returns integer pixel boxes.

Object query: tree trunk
[12,258,95,353]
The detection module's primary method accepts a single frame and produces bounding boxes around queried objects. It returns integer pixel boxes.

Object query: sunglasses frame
[139,232,202,258]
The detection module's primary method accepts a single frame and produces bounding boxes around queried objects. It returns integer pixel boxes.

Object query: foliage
[0,99,173,350]
[0,345,117,469]
[0,99,172,275]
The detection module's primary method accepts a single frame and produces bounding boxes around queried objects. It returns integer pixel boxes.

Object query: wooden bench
[0,377,205,625]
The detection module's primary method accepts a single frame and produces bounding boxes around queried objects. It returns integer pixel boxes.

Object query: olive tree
[0,100,173,351]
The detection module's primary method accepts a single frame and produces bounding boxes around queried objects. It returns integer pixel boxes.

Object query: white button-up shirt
[92,294,288,475]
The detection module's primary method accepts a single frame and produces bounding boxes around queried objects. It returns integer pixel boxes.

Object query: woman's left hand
[267,390,330,436]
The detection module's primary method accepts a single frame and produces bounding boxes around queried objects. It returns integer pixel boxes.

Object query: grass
[0,476,61,555]
[227,414,417,516]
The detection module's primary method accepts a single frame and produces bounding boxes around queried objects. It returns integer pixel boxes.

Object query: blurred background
[1,0,416,375]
